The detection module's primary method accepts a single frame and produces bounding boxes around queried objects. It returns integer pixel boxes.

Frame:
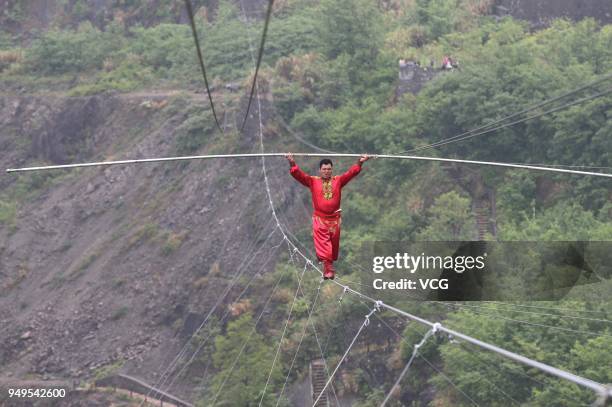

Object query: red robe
[289,163,362,265]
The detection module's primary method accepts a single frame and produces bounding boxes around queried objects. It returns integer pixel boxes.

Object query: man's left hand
[359,154,370,164]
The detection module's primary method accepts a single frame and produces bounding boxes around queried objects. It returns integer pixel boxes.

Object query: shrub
[127,23,193,72]
[160,231,188,256]
[69,53,154,96]
[0,200,16,225]
[175,110,216,154]
[0,49,22,72]
[111,306,130,320]
[123,222,159,254]
[25,22,124,75]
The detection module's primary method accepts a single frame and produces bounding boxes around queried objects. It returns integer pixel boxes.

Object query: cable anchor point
[338,285,349,303]
[364,305,378,326]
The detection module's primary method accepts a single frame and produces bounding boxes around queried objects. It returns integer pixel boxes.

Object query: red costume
[289,163,363,279]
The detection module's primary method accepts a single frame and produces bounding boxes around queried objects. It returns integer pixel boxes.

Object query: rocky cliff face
[0,0,268,40]
[1,0,190,35]
[0,89,307,400]
[494,0,612,26]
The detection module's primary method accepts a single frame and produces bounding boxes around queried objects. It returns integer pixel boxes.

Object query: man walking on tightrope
[285,153,370,280]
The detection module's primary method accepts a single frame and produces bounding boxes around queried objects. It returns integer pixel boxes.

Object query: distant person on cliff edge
[285,153,370,279]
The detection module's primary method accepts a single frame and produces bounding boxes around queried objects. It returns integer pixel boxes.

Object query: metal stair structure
[310,359,330,407]
[475,201,490,240]
[474,190,497,240]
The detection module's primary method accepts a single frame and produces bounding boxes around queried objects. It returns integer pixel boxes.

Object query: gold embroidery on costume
[315,216,339,234]
[322,179,333,200]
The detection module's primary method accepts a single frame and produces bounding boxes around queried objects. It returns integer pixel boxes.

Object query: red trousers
[312,214,341,263]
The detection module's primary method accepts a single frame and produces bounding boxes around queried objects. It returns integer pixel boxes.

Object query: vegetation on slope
[1,0,610,405]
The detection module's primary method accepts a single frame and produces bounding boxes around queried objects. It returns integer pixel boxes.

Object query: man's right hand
[285,152,296,167]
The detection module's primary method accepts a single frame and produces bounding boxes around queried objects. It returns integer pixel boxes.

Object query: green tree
[315,0,394,103]
[127,24,192,72]
[519,328,611,406]
[202,313,283,406]
[497,172,537,223]
[26,21,124,74]
[413,0,459,40]
[316,0,383,63]
[427,298,612,406]
[499,201,612,241]
[290,106,331,145]
[417,191,476,240]
[433,310,534,406]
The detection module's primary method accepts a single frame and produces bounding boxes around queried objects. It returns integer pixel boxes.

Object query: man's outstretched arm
[338,154,370,187]
[286,152,312,187]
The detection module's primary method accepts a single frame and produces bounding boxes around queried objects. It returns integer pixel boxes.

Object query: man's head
[319,159,333,180]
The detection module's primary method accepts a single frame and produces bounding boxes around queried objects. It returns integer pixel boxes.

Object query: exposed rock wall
[494,0,612,26]
[0,91,304,402]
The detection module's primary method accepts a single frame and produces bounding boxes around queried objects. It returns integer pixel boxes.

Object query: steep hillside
[0,88,314,401]
[1,0,610,405]
[0,0,272,40]
[3,0,611,42]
